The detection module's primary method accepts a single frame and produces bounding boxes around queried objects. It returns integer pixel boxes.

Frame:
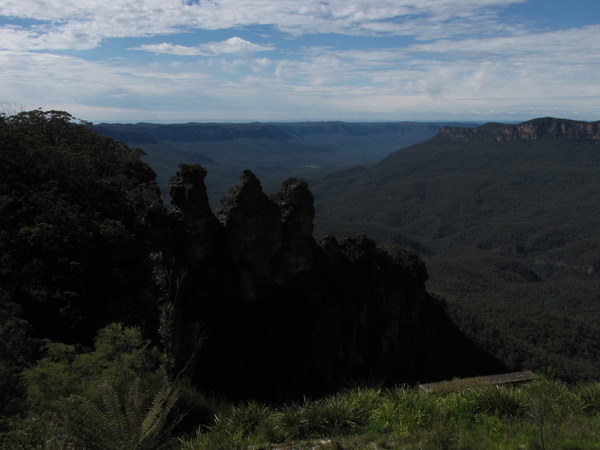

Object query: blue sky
[1,0,599,123]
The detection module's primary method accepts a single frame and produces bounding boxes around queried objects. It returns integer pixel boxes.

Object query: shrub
[279,388,381,440]
[57,377,179,449]
[0,414,66,450]
[436,391,476,423]
[22,323,166,414]
[208,400,277,444]
[171,377,227,434]
[369,397,406,434]
[384,388,438,429]
[469,385,525,418]
[574,382,600,415]
[9,323,172,447]
[522,378,578,450]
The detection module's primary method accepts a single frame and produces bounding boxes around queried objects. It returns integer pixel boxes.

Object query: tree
[0,109,165,343]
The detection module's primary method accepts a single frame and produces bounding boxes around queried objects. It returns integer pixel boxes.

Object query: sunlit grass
[177,379,600,449]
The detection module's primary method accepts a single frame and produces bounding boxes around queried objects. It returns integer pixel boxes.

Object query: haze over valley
[94,121,475,202]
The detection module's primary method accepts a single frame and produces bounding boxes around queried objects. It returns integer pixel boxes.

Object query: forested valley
[1,110,599,448]
[311,118,600,382]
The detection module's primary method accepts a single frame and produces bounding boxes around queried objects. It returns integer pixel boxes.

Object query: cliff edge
[439,117,600,142]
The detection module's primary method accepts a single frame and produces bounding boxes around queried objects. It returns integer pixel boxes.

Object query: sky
[1,0,599,123]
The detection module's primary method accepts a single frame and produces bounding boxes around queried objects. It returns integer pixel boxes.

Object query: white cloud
[1,0,527,51]
[130,43,204,56]
[410,25,600,62]
[0,50,212,104]
[201,37,275,54]
[130,37,274,56]
[1,0,599,121]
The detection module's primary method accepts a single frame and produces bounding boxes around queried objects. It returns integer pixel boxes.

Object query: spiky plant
[58,377,179,449]
[469,385,525,418]
[574,382,600,415]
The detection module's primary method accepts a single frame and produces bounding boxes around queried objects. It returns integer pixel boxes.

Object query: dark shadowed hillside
[312,117,600,380]
[165,165,504,400]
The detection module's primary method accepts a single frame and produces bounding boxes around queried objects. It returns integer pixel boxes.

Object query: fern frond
[139,382,179,446]
[58,378,178,450]
[61,394,113,448]
[124,377,147,444]
[100,382,129,447]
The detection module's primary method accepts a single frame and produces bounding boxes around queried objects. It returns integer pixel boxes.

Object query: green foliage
[522,378,579,449]
[149,251,191,374]
[0,323,178,448]
[574,382,600,415]
[372,387,437,432]
[0,297,36,425]
[178,381,600,449]
[0,413,67,450]
[0,109,163,343]
[279,388,381,440]
[468,385,525,418]
[22,323,166,413]
[210,401,277,442]
[427,251,600,381]
[368,397,405,434]
[58,378,178,449]
[169,374,227,434]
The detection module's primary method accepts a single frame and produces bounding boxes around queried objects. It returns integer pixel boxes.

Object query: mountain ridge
[438,117,600,142]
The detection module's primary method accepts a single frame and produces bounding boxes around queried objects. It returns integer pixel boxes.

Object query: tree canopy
[0,109,164,343]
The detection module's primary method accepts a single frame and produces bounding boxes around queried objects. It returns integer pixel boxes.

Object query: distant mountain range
[93,121,476,203]
[312,117,600,254]
[311,117,600,380]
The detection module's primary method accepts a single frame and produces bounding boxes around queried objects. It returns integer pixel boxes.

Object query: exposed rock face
[439,117,600,142]
[168,164,504,401]
[272,178,320,276]
[217,170,282,284]
[169,164,222,263]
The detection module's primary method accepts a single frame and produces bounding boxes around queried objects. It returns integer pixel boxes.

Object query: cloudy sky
[1,0,599,123]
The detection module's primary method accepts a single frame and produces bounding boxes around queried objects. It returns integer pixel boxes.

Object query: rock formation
[167,164,504,401]
[439,117,600,142]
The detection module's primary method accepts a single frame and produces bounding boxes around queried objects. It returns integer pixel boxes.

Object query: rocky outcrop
[169,164,222,263]
[168,164,504,401]
[439,117,600,142]
[216,170,282,283]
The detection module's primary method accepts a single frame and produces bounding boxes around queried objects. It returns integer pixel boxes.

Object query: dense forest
[312,118,600,381]
[0,110,506,447]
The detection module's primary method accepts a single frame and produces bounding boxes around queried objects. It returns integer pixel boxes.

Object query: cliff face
[439,117,600,142]
[168,164,504,400]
